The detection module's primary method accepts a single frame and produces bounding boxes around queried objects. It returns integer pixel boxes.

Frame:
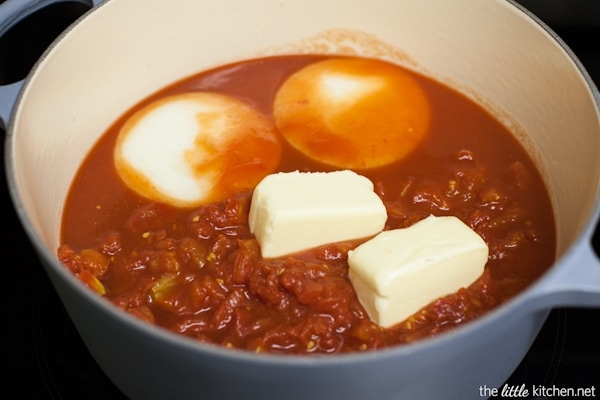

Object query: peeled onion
[114,92,281,207]
[273,58,431,169]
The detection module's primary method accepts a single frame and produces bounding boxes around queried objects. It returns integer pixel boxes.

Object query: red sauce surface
[58,55,556,354]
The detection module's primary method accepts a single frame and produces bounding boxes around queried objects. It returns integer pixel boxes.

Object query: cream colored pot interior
[11,0,600,261]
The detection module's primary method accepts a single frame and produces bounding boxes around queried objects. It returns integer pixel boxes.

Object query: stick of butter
[348,215,488,328]
[249,170,387,258]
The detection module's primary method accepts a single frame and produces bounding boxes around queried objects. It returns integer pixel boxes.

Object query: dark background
[1,1,599,398]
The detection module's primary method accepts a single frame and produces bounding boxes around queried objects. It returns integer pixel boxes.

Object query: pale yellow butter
[249,170,387,258]
[348,215,488,328]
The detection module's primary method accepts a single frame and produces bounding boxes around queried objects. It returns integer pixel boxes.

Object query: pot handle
[526,211,600,310]
[0,0,105,129]
[0,81,21,130]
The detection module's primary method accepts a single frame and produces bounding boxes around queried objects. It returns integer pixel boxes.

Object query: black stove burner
[2,2,599,399]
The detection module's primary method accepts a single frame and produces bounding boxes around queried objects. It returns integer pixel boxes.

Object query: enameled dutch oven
[2,0,600,399]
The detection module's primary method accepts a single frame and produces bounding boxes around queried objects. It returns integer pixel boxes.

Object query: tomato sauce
[58,55,556,354]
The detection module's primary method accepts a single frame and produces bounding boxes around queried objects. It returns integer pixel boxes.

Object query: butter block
[249,170,387,258]
[348,215,488,328]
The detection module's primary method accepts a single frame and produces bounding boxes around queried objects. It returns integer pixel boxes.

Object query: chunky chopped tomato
[58,55,556,354]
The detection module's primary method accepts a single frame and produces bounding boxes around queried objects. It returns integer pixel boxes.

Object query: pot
[2,0,600,399]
